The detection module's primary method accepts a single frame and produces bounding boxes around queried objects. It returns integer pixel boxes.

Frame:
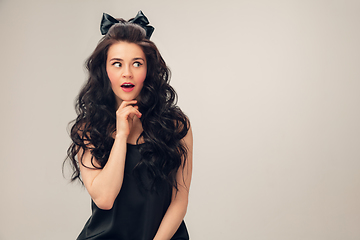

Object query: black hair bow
[100,11,154,39]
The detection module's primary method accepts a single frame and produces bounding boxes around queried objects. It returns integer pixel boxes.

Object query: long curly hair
[65,18,189,191]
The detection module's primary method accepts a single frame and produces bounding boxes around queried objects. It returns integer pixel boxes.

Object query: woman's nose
[122,66,133,78]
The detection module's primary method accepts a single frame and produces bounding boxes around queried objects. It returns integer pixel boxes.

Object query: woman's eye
[133,62,142,67]
[113,62,121,67]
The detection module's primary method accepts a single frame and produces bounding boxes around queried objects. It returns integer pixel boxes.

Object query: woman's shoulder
[172,109,190,137]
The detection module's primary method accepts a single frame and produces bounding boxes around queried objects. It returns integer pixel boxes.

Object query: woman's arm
[153,126,193,240]
[78,100,142,210]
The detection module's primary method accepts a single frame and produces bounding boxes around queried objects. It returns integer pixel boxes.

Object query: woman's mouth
[121,83,135,92]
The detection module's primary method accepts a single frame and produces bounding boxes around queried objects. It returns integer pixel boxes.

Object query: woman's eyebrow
[133,57,145,61]
[109,57,144,61]
[109,58,123,62]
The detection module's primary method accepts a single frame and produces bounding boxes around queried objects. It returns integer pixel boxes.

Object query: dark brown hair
[65,20,189,191]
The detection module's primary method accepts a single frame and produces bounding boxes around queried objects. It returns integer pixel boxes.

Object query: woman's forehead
[107,41,146,60]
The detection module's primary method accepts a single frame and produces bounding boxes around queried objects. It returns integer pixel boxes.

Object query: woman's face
[106,41,147,107]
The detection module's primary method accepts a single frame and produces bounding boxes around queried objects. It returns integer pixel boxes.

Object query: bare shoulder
[182,125,193,149]
[78,147,102,169]
[77,145,102,191]
[75,122,102,169]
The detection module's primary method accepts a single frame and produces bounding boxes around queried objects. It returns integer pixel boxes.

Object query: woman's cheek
[107,70,118,86]
[140,71,147,84]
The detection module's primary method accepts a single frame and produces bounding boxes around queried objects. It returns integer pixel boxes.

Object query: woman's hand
[77,100,142,210]
[116,100,142,137]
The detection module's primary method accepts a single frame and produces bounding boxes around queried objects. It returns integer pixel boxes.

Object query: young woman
[66,11,192,240]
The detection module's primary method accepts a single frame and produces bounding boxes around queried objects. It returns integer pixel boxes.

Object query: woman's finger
[125,107,142,119]
[118,100,137,110]
[117,106,142,121]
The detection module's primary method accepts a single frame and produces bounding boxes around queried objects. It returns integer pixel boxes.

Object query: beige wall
[0,0,359,239]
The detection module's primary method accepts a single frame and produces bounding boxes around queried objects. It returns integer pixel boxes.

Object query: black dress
[77,143,189,240]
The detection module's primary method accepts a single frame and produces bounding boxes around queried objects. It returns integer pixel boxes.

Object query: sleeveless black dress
[77,143,189,240]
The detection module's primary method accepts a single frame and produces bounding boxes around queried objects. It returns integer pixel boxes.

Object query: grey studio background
[0,0,359,239]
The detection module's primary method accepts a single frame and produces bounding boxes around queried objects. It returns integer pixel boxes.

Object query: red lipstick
[121,82,135,92]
